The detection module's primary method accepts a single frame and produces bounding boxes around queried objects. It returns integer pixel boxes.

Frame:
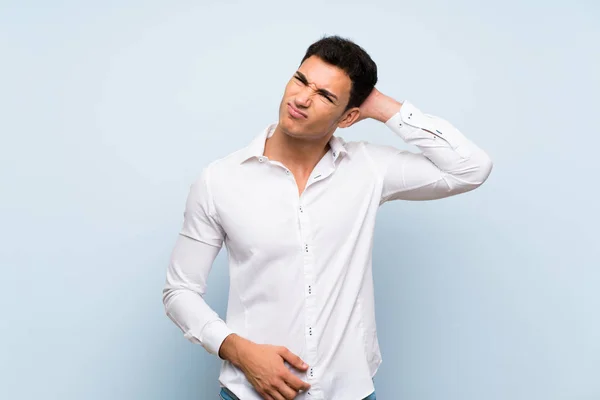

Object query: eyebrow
[295,71,339,102]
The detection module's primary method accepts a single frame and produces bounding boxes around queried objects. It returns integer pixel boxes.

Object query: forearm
[370,99,493,202]
[386,101,493,182]
[365,89,490,177]
[162,234,234,357]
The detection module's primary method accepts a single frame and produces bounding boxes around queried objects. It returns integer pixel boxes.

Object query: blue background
[1,1,599,399]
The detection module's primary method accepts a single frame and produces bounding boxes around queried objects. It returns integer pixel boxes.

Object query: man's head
[277,35,378,141]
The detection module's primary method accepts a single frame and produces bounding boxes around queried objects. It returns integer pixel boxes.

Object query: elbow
[474,149,493,186]
[162,284,181,311]
[452,149,493,194]
[162,286,172,311]
[162,282,206,311]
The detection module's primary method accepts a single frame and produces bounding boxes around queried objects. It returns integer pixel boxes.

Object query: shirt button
[285,170,290,175]
[258,157,265,163]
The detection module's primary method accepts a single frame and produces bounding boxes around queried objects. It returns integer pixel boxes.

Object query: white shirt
[162,100,493,400]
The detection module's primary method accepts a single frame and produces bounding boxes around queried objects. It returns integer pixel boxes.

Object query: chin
[278,113,303,136]
[280,124,305,139]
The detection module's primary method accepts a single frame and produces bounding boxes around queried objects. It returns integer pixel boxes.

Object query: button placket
[297,197,319,391]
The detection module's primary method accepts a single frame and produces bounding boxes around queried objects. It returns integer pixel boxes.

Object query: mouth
[287,103,308,119]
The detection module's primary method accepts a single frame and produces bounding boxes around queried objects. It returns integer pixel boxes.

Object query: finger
[283,372,311,392]
[278,347,308,371]
[274,380,299,400]
[265,387,286,400]
[258,389,276,400]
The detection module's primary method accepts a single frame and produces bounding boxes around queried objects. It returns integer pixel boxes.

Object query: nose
[295,82,318,108]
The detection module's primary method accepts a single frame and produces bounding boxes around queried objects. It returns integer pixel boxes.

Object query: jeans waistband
[219,387,376,400]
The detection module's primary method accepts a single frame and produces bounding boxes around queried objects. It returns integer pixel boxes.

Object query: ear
[337,107,361,128]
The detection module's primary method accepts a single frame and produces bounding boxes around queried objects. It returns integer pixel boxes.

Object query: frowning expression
[277,55,355,140]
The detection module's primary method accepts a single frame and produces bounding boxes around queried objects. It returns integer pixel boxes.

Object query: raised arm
[356,89,493,202]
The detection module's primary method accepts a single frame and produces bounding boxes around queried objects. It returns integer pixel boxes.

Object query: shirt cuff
[384,100,433,141]
[195,319,235,357]
[385,100,469,154]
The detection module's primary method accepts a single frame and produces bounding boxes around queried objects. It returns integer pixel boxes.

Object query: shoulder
[340,137,403,160]
[339,137,410,177]
[187,145,247,193]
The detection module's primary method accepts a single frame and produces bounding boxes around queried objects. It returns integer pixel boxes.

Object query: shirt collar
[239,123,349,164]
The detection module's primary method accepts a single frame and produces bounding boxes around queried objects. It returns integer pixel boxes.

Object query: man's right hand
[219,334,311,400]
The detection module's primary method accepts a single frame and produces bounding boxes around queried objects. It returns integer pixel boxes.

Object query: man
[163,35,493,400]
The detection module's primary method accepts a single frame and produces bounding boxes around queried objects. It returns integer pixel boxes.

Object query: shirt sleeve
[365,100,493,203]
[162,168,234,358]
[180,167,226,247]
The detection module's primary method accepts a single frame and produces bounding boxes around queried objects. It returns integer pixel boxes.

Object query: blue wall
[1,1,598,399]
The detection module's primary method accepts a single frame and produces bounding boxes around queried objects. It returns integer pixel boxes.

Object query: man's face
[277,55,354,140]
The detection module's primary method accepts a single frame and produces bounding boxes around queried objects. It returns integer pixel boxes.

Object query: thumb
[278,347,308,371]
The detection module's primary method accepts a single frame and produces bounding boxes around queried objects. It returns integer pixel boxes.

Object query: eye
[317,91,334,103]
[320,93,333,103]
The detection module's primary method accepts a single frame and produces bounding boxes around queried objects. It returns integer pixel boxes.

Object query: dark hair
[300,35,377,111]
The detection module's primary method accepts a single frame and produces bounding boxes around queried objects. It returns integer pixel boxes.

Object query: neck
[264,126,332,174]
